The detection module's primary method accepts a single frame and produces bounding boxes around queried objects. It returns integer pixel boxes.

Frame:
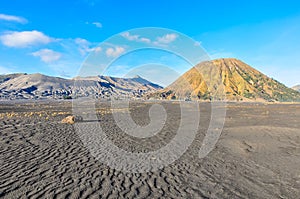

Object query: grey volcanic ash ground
[0,101,300,198]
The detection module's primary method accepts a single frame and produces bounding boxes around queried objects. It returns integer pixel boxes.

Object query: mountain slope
[0,73,162,100]
[158,58,300,102]
[0,73,26,84]
[292,85,300,92]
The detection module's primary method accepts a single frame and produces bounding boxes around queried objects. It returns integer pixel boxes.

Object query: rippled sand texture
[0,101,300,199]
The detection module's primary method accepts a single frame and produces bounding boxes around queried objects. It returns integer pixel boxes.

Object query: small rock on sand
[61,116,75,124]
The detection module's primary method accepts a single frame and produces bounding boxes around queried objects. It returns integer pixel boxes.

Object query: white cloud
[75,38,90,47]
[75,38,101,55]
[106,46,125,58]
[121,32,179,46]
[0,13,27,24]
[0,30,52,48]
[32,49,61,63]
[121,32,139,40]
[93,46,102,52]
[121,32,151,43]
[85,21,103,28]
[92,22,102,28]
[140,37,151,43]
[156,33,178,44]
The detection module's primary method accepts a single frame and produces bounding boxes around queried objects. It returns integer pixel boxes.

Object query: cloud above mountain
[0,13,28,24]
[32,49,62,63]
[0,30,52,48]
[75,38,102,55]
[106,46,125,57]
[121,32,151,43]
[92,22,102,28]
[156,33,178,44]
[120,32,178,46]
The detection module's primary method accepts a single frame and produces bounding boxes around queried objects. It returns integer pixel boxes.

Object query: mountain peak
[212,58,241,62]
[158,58,300,102]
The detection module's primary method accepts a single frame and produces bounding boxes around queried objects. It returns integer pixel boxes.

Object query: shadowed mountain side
[0,73,27,84]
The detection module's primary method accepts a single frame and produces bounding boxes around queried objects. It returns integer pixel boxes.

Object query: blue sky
[0,0,300,87]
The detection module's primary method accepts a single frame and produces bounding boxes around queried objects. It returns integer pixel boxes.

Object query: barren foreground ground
[0,101,300,198]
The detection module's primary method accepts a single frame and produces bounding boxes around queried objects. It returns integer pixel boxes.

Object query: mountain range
[0,73,162,100]
[1,58,299,102]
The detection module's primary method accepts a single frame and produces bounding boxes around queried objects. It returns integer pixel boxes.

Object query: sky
[0,0,300,87]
